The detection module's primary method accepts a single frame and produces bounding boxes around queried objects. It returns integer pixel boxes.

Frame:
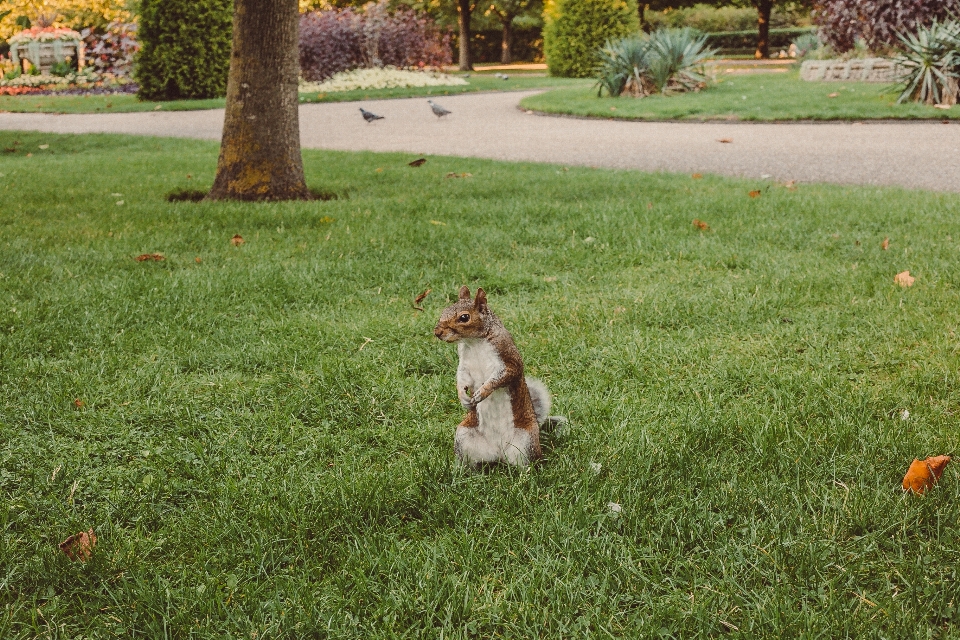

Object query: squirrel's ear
[474,287,488,312]
[458,285,471,301]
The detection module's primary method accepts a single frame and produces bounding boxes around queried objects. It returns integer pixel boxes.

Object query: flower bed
[300,67,467,92]
[9,27,83,46]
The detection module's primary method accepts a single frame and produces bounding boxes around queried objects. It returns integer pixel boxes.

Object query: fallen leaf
[881,237,890,250]
[748,190,761,198]
[26,152,32,157]
[38,144,49,150]
[692,218,710,231]
[73,398,84,408]
[445,172,473,178]
[610,107,617,111]
[186,173,192,179]
[408,158,427,167]
[692,173,703,179]
[647,202,653,209]
[544,276,557,282]
[718,138,733,143]
[828,92,840,98]
[135,253,164,262]
[375,168,383,172]
[116,200,124,206]
[230,234,245,246]
[783,180,796,190]
[902,455,951,493]
[429,220,446,226]
[59,528,97,561]
[894,270,915,287]
[412,288,431,311]
[195,257,202,263]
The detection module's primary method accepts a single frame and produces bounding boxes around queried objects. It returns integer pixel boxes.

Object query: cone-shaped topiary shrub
[544,0,639,78]
[136,0,233,101]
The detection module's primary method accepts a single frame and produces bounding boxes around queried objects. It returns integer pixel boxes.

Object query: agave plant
[595,36,654,97]
[893,19,960,105]
[595,28,716,98]
[646,28,716,93]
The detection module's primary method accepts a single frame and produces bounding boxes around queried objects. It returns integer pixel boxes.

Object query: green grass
[0,75,585,114]
[521,70,960,121]
[3,131,960,637]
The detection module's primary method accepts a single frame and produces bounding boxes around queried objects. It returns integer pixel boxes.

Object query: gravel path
[2,90,958,192]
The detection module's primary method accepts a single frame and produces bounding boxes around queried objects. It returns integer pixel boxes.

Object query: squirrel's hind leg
[455,425,501,466]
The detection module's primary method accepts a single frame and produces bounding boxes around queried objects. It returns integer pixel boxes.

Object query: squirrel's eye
[457,314,470,323]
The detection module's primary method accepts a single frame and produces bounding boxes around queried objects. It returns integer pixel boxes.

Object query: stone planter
[11,40,84,74]
[800,58,902,83]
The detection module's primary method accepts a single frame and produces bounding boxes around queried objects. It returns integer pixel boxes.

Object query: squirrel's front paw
[459,386,475,409]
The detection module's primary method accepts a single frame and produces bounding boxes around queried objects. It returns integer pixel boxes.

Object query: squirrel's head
[434,286,488,343]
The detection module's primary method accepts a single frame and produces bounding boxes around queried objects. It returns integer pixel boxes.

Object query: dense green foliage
[705,27,815,54]
[2,132,960,636]
[523,70,960,120]
[136,0,233,101]
[596,28,715,97]
[893,18,960,105]
[545,0,639,78]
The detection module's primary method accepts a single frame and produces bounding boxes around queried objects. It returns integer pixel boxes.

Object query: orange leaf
[135,253,164,262]
[828,92,839,98]
[231,234,244,246]
[717,138,733,144]
[195,257,202,263]
[73,398,84,408]
[413,288,431,311]
[902,455,951,493]
[692,219,710,231]
[59,528,97,562]
[894,270,915,287]
[748,190,761,198]
[691,173,703,179]
[783,180,797,190]
[881,237,890,250]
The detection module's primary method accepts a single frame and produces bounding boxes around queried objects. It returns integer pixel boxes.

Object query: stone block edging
[800,58,903,83]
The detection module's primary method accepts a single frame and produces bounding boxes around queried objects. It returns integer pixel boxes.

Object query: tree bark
[638,3,646,32]
[208,0,311,201]
[458,0,473,71]
[754,0,773,60]
[501,16,514,64]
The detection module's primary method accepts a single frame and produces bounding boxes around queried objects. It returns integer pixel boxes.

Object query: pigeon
[463,73,471,79]
[494,72,504,79]
[427,100,451,118]
[359,107,384,123]
[501,74,509,80]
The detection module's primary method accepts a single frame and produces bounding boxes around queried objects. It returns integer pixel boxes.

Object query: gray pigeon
[427,100,451,118]
[359,107,384,123]
[501,74,509,80]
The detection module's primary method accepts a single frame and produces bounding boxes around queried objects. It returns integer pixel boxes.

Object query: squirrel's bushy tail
[525,377,554,426]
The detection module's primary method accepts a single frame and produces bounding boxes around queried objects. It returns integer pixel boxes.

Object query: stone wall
[800,58,902,83]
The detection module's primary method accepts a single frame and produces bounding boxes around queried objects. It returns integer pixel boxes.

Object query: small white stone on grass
[901,409,910,420]
[607,502,622,515]
[589,462,602,475]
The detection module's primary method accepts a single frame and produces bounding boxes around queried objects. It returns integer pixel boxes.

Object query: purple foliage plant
[80,22,139,77]
[813,0,960,53]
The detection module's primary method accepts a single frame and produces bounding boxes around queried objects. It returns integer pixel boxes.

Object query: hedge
[545,0,639,77]
[136,0,233,101]
[704,27,815,55]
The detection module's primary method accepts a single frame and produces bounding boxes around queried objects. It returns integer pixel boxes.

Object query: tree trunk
[458,0,473,71]
[501,16,514,64]
[208,0,311,201]
[638,3,646,32]
[754,0,773,60]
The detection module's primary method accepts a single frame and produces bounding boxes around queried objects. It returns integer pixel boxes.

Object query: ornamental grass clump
[893,18,960,106]
[596,28,716,97]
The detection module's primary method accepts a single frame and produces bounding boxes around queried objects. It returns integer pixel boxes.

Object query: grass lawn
[521,70,960,121]
[3,131,960,637]
[0,75,586,114]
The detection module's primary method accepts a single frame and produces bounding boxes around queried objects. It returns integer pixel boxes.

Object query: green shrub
[596,28,715,97]
[545,0,639,78]
[644,3,808,33]
[136,0,234,101]
[704,27,814,55]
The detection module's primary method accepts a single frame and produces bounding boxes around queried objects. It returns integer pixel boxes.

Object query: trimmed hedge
[545,0,639,77]
[705,27,815,55]
[136,0,233,101]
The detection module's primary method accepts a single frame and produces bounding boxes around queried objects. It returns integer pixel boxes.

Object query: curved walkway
[1,90,958,192]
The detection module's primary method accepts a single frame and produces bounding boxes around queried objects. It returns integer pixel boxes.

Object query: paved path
[2,90,958,192]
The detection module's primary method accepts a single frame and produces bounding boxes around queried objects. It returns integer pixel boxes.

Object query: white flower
[589,462,602,475]
[300,67,468,93]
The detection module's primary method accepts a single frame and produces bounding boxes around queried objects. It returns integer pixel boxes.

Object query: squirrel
[434,286,558,466]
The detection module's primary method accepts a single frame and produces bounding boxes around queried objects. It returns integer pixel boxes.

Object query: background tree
[208,0,311,201]
[485,0,542,63]
[457,0,474,69]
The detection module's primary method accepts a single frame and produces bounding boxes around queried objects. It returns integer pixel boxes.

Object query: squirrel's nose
[433,326,443,339]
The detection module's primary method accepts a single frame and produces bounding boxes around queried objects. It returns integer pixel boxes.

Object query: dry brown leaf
[375,168,383,173]
[828,92,840,98]
[609,107,617,111]
[692,219,710,231]
[902,455,951,493]
[718,138,733,143]
[894,270,915,287]
[692,173,703,179]
[881,237,890,250]
[783,180,797,190]
[412,288,432,311]
[408,158,427,167]
[445,172,473,179]
[647,202,653,209]
[73,398,84,408]
[135,253,164,262]
[230,234,244,246]
[748,190,761,198]
[59,528,97,562]
[195,257,202,263]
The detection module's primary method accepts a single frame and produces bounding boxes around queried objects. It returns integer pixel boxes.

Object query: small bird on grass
[359,107,384,123]
[427,100,451,118]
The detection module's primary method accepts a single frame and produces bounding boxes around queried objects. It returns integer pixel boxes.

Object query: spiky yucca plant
[595,36,653,97]
[893,19,960,105]
[595,28,716,97]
